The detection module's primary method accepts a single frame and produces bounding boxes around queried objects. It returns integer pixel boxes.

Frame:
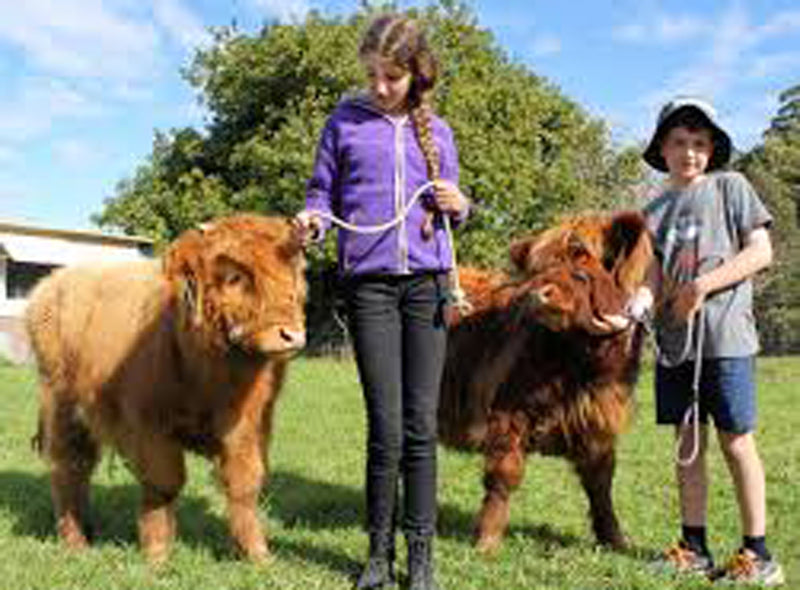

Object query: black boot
[355,532,396,589]
[406,532,440,590]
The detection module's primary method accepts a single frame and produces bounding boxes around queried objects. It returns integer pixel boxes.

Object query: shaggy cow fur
[438,211,652,553]
[26,214,307,564]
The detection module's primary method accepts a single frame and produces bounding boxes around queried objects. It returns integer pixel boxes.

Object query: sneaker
[652,540,714,577]
[716,548,785,586]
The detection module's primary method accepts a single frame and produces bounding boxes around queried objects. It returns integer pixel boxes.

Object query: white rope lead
[647,256,723,467]
[675,304,705,467]
[308,180,472,314]
[310,181,435,234]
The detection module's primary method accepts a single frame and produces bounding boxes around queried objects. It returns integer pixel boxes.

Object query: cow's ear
[164,228,208,324]
[275,217,305,261]
[510,224,573,273]
[606,211,653,294]
[566,235,592,264]
[509,236,535,272]
[164,229,205,281]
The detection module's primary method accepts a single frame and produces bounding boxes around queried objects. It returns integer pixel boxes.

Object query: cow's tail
[31,411,45,455]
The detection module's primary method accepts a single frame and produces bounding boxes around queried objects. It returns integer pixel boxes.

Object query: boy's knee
[718,430,757,459]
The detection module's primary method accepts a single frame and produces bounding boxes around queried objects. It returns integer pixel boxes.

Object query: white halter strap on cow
[307,180,472,315]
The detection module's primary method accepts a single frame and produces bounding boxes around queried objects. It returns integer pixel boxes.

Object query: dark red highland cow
[439,211,653,553]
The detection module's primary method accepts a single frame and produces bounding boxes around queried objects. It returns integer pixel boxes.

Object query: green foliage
[768,84,800,136]
[95,1,644,267]
[92,129,233,248]
[423,4,644,265]
[736,82,800,353]
[92,1,647,352]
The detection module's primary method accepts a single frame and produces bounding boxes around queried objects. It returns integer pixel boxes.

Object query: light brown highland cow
[26,215,306,564]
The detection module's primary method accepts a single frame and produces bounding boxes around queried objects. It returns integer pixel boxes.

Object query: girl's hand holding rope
[293,210,323,246]
[294,181,472,314]
[431,179,468,215]
[293,180,467,245]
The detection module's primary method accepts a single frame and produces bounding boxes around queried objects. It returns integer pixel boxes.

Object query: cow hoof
[144,543,171,567]
[58,522,90,551]
[63,535,90,551]
[605,535,629,552]
[475,534,502,556]
[243,542,271,564]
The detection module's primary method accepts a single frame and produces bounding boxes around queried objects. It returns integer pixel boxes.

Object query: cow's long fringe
[437,210,651,454]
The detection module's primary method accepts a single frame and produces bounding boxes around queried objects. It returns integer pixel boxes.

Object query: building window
[6,261,57,299]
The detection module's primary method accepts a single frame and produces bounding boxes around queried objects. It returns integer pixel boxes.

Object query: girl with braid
[296,10,468,590]
[295,13,467,590]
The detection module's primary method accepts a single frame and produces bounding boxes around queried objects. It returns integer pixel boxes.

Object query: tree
[95,1,643,267]
[93,2,646,352]
[736,82,800,353]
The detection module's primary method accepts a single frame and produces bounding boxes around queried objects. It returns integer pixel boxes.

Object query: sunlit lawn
[0,356,797,589]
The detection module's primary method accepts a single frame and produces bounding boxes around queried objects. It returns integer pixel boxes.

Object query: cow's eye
[214,254,253,290]
[225,271,243,286]
[572,270,590,283]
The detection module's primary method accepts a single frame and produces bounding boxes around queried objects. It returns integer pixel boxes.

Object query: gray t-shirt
[643,171,772,362]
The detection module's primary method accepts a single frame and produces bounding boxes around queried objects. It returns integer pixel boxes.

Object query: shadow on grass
[0,467,654,576]
[265,469,363,530]
[271,536,362,581]
[0,469,232,560]
[266,469,627,554]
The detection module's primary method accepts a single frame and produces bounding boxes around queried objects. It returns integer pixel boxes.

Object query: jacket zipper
[391,115,410,274]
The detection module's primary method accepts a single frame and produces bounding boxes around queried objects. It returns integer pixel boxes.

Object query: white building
[0,219,154,364]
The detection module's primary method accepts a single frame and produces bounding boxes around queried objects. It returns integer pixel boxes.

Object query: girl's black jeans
[344,272,448,536]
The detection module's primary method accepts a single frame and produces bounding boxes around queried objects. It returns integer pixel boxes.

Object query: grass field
[0,356,797,589]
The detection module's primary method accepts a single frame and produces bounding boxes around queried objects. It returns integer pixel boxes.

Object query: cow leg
[129,437,186,565]
[44,395,100,550]
[474,411,528,554]
[218,434,268,562]
[573,443,627,550]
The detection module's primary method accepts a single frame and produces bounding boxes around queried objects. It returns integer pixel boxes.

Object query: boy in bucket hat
[627,97,784,585]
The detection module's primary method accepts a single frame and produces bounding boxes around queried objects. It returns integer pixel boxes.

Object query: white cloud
[0,0,159,80]
[530,34,561,58]
[656,15,706,42]
[666,5,750,100]
[755,9,800,38]
[612,23,646,43]
[51,138,97,168]
[251,0,310,23]
[153,0,213,52]
[0,143,17,163]
[0,1,210,149]
[631,4,797,148]
[612,14,706,44]
[0,184,29,205]
[0,77,102,143]
[749,51,800,79]
[109,80,157,103]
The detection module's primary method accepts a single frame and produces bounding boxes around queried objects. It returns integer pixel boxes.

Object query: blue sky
[1,0,799,231]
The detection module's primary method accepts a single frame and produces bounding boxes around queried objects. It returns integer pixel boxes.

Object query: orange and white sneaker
[651,540,715,577]
[717,548,785,586]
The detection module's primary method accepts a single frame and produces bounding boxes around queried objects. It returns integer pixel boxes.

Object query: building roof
[0,219,154,266]
[0,218,154,246]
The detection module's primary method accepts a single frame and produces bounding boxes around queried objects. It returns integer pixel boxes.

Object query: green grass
[1,357,798,589]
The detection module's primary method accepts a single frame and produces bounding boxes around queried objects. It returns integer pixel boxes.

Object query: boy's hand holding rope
[623,276,715,467]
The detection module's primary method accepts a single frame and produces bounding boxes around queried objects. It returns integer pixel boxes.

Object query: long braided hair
[359,14,440,238]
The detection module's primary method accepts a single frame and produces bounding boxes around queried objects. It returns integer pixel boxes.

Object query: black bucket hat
[643,97,733,172]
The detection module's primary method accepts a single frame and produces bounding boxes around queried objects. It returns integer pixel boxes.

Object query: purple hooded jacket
[305,95,466,276]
